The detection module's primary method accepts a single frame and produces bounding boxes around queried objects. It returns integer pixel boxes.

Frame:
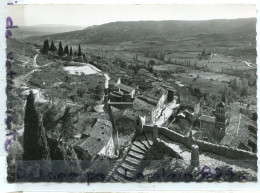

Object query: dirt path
[13,54,41,88]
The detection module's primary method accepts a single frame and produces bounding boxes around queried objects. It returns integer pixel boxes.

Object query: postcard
[2,2,258,191]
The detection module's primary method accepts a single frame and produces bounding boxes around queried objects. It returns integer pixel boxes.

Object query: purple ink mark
[225,167,235,179]
[7,70,17,79]
[201,165,213,179]
[6,60,12,69]
[6,130,18,140]
[4,138,11,151]
[6,17,18,29]
[7,2,14,5]
[215,167,222,178]
[6,86,13,94]
[7,52,13,60]
[239,175,247,180]
[5,30,12,38]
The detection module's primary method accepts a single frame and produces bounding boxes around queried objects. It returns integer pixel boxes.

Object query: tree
[147,65,153,73]
[64,45,69,55]
[43,105,60,133]
[49,41,57,52]
[77,87,86,98]
[58,107,74,142]
[232,78,237,90]
[78,44,82,57]
[23,91,50,160]
[148,60,155,66]
[58,41,64,57]
[69,46,73,56]
[41,39,49,54]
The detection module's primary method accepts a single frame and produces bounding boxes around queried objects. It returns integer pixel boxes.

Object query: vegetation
[49,41,57,52]
[64,45,69,55]
[58,41,64,56]
[23,91,50,160]
[78,44,82,56]
[41,39,49,54]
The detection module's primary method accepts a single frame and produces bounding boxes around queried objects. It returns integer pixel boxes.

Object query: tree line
[41,39,82,57]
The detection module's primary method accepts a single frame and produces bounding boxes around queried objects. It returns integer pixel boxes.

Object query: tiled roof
[221,107,255,151]
[74,119,112,157]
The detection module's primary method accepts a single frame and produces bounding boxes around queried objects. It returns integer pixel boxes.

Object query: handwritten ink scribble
[5,16,19,152]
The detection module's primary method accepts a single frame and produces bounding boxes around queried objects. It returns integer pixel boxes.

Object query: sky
[6,4,256,27]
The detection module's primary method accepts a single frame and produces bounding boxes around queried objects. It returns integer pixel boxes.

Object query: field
[172,73,229,93]
[153,64,189,71]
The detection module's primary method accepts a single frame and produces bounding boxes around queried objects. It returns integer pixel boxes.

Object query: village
[5,33,257,182]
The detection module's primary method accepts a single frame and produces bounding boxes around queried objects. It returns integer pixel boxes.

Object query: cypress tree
[78,44,81,56]
[41,39,49,54]
[23,90,39,160]
[49,41,57,52]
[23,91,50,160]
[46,39,49,50]
[69,46,73,56]
[58,42,64,57]
[64,45,69,55]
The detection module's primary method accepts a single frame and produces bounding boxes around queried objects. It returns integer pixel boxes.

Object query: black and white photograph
[4,3,257,184]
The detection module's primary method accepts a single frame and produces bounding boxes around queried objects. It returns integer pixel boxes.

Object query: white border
[1,0,259,192]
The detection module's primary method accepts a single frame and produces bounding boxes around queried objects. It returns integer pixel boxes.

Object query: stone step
[109,175,120,182]
[121,162,137,172]
[125,155,141,166]
[131,145,146,155]
[133,141,148,152]
[145,133,154,147]
[137,135,151,149]
[128,150,145,160]
[117,166,135,178]
[113,173,127,182]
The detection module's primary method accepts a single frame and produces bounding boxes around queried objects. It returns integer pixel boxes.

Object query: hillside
[6,38,37,57]
[26,18,256,45]
[11,25,85,40]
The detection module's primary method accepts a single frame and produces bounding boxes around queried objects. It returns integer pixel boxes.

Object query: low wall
[159,126,188,145]
[143,125,257,160]
[194,139,257,160]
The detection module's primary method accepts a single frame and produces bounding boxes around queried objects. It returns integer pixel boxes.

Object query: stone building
[214,101,229,139]
[73,119,113,159]
[198,99,229,142]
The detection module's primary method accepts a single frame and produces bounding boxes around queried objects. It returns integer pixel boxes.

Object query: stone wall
[194,139,257,160]
[143,125,257,160]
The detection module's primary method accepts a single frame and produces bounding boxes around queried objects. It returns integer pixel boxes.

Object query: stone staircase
[107,133,154,182]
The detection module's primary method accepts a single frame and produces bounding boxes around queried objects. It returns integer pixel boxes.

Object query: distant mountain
[11,25,86,40]
[26,18,256,45]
